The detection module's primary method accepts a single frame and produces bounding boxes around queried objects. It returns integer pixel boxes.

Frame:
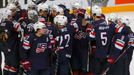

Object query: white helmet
[51,5,59,11]
[72,2,81,9]
[2,9,12,20]
[117,16,125,24]
[58,7,64,14]
[107,13,118,22]
[28,10,38,20]
[37,3,49,11]
[54,15,67,26]
[6,3,17,10]
[91,5,102,16]
[51,5,64,14]
[34,22,47,31]
[28,1,36,10]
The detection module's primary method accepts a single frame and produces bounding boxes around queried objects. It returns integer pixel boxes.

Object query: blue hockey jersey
[21,33,52,70]
[88,19,126,58]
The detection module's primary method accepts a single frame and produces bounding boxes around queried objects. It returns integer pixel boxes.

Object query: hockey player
[107,13,118,25]
[70,2,81,16]
[37,3,50,22]
[1,9,22,75]
[0,13,9,75]
[87,5,124,75]
[123,18,134,75]
[6,3,25,22]
[106,18,131,75]
[70,9,93,75]
[49,5,64,23]
[27,1,37,11]
[67,2,81,24]
[0,25,7,75]
[23,10,38,35]
[53,15,73,75]
[127,32,134,75]
[6,3,19,21]
[20,22,52,75]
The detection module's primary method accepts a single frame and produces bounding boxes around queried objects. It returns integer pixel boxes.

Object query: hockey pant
[71,48,90,72]
[91,57,108,75]
[54,51,71,75]
[26,68,50,75]
[3,53,19,75]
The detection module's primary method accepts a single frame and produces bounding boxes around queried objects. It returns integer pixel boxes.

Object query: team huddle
[0,0,134,75]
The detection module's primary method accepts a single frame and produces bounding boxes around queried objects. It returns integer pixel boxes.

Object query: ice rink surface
[0,11,134,75]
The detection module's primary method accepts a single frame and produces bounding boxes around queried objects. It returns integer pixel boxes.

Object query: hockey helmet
[28,1,37,10]
[107,13,118,22]
[91,5,102,16]
[33,22,47,31]
[37,3,49,12]
[71,2,81,9]
[6,3,17,10]
[28,10,38,20]
[2,9,12,20]
[54,15,67,26]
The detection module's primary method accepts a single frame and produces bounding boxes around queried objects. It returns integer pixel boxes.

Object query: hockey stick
[69,62,73,75]
[54,48,59,75]
[86,42,92,72]
[101,46,131,75]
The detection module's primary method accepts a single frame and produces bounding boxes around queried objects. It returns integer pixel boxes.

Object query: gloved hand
[20,60,31,72]
[66,54,71,58]
[107,57,115,64]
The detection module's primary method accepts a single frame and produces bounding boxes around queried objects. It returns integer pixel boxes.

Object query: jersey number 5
[101,32,107,46]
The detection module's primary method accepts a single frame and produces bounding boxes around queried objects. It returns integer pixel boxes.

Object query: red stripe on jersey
[128,42,134,44]
[115,42,124,47]
[91,31,96,36]
[115,25,124,33]
[22,43,31,47]
[14,23,20,31]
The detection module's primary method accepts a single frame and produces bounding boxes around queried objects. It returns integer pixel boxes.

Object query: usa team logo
[36,43,47,53]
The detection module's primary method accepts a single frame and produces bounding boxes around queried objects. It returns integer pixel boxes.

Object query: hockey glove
[107,57,115,64]
[20,60,31,72]
[66,54,71,58]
